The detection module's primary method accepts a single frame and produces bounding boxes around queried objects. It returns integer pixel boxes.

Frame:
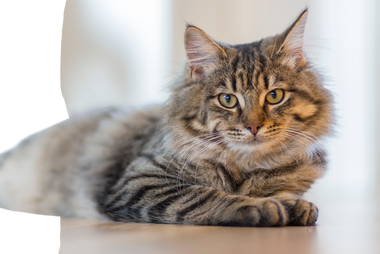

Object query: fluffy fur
[0,9,333,226]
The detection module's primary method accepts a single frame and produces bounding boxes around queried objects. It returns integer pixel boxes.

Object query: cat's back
[0,107,127,172]
[0,106,162,217]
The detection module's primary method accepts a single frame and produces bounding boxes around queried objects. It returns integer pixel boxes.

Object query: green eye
[266,89,284,104]
[219,94,238,108]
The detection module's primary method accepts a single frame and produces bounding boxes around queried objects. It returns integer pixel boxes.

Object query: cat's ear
[277,9,308,68]
[184,25,227,79]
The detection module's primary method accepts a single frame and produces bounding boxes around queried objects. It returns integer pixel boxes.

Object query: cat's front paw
[288,199,319,226]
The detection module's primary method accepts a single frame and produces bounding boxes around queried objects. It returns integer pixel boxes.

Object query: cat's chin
[228,135,265,146]
[246,137,263,145]
[226,139,272,157]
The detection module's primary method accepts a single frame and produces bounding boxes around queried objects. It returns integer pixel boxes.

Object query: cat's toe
[255,198,288,226]
[289,199,318,226]
[228,198,287,227]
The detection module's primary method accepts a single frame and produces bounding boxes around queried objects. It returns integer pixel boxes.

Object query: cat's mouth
[222,131,264,146]
[247,136,263,145]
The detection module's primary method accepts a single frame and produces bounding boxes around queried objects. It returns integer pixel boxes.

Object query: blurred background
[61,0,380,202]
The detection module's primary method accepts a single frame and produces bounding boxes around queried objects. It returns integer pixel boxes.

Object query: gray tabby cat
[0,9,333,226]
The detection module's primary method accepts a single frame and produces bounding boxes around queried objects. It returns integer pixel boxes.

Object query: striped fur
[0,9,333,226]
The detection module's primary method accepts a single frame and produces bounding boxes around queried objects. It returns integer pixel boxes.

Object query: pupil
[271,91,277,99]
[225,95,231,103]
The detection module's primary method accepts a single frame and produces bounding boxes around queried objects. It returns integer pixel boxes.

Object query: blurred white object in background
[61,0,172,116]
[307,0,379,201]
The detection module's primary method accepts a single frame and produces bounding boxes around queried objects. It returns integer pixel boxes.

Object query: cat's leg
[235,160,323,226]
[99,175,291,226]
[237,180,318,226]
[237,181,318,226]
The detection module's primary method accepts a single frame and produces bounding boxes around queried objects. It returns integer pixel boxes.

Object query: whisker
[177,135,220,163]
[162,133,219,183]
[274,138,300,166]
[178,138,225,194]
[280,133,314,148]
[165,133,217,156]
[284,129,319,144]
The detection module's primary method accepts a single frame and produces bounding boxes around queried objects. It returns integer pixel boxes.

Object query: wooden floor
[60,198,380,254]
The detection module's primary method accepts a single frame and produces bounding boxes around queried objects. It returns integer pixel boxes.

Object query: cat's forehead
[209,44,283,93]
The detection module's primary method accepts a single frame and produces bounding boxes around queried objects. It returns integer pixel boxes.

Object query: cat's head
[166,9,333,163]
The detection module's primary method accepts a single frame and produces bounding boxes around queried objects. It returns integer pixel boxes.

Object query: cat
[0,9,333,227]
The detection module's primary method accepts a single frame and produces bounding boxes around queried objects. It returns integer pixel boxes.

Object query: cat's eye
[265,89,284,105]
[218,94,238,108]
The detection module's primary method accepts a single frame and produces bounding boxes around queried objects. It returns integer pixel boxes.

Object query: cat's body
[0,10,333,226]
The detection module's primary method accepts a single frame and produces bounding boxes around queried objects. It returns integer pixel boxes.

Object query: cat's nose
[246,124,261,135]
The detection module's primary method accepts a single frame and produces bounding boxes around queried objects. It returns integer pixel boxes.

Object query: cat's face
[167,10,333,160]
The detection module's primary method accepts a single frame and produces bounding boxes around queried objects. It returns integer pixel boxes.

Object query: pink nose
[246,124,261,135]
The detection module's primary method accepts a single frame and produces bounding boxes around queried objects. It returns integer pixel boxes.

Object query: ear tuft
[184,25,226,79]
[277,9,308,68]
